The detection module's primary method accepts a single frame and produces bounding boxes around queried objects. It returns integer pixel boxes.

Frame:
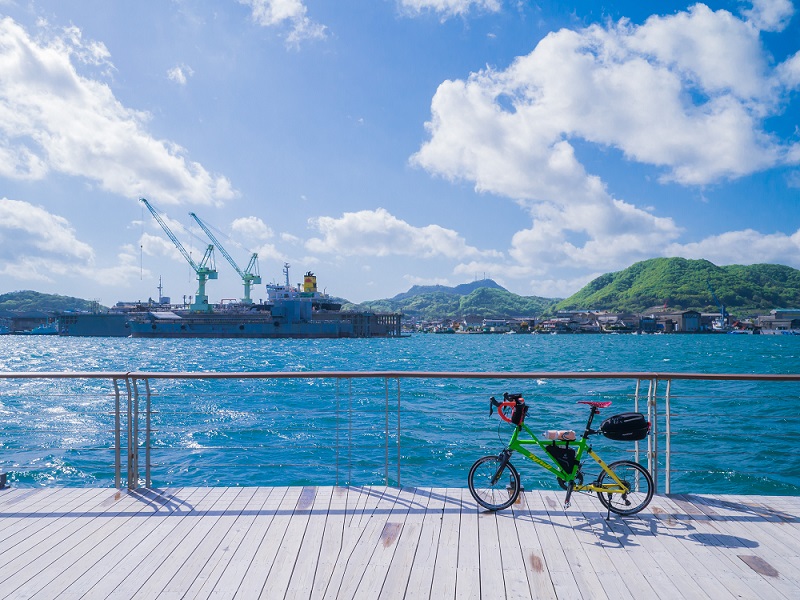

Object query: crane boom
[140,198,218,313]
[189,212,262,304]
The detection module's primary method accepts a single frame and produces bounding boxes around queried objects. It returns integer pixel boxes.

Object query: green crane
[189,212,262,304]
[140,198,218,313]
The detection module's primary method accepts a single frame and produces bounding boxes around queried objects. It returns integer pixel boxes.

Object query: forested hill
[555,258,800,314]
[0,290,99,312]
[345,280,556,320]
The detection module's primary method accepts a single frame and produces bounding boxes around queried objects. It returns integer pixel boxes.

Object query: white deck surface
[0,486,798,599]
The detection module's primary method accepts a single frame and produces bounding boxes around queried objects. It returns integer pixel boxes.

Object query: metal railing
[1,371,799,494]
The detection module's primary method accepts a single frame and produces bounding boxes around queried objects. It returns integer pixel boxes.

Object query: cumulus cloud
[742,0,795,32]
[167,64,194,85]
[412,3,800,294]
[306,208,500,260]
[399,0,501,19]
[0,17,236,205]
[239,0,326,45]
[231,216,274,241]
[0,198,143,286]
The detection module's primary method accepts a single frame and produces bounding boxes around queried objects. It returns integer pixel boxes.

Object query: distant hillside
[556,258,800,314]
[390,279,506,301]
[345,280,556,320]
[0,290,100,313]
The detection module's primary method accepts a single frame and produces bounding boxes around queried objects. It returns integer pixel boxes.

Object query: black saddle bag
[600,412,650,441]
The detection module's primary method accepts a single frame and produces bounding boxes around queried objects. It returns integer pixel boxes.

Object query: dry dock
[0,486,798,599]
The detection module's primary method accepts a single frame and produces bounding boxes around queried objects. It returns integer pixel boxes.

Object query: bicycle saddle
[578,400,612,408]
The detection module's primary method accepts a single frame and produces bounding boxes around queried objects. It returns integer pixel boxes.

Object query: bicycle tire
[596,460,654,515]
[467,454,521,511]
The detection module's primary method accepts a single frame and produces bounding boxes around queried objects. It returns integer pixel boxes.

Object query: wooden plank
[261,486,333,599]
[378,487,431,600]
[0,487,798,600]
[309,486,349,600]
[330,486,400,599]
[230,487,303,598]
[427,488,461,599]
[508,491,557,599]
[641,494,774,599]
[454,487,480,600]
[351,486,420,599]
[181,486,277,599]
[476,498,506,599]
[5,487,186,600]
[666,494,798,598]
[403,487,446,598]
[495,491,537,600]
[103,487,244,599]
[320,486,392,600]
[49,488,210,600]
[0,488,103,557]
[0,488,130,581]
[281,486,335,600]
[529,489,606,599]
[568,492,684,600]
[189,486,281,599]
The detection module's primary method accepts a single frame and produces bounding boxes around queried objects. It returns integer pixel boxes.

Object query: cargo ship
[58,268,402,339]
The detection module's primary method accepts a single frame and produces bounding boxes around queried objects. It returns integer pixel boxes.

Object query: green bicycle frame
[505,421,630,494]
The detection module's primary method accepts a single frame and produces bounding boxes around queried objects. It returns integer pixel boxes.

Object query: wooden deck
[0,486,798,599]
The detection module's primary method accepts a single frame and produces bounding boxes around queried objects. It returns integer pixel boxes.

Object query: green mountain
[345,280,556,320]
[555,258,800,314]
[0,290,101,313]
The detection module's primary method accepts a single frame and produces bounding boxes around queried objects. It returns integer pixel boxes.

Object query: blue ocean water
[0,333,798,495]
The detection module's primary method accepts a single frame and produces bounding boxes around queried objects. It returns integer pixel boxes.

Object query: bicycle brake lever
[489,396,502,415]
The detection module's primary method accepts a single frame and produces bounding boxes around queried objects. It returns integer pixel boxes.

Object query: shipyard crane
[140,198,218,313]
[189,212,262,304]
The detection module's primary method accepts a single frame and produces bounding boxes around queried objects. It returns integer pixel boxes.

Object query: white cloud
[167,64,194,85]
[231,216,273,240]
[666,228,800,266]
[0,17,236,205]
[305,208,501,259]
[412,4,800,295]
[240,0,326,45]
[742,0,794,32]
[399,0,501,19]
[0,198,144,286]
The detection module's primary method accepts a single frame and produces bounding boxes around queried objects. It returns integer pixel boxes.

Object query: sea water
[0,333,798,494]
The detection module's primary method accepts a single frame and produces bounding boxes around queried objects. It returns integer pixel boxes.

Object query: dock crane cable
[140,197,218,313]
[189,212,262,305]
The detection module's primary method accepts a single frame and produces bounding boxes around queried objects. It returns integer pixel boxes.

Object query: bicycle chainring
[557,471,584,490]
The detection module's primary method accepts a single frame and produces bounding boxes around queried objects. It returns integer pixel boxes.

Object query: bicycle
[467,392,654,517]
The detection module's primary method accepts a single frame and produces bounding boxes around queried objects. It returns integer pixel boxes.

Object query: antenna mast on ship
[283,263,291,288]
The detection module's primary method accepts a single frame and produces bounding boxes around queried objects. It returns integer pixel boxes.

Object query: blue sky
[0,0,799,305]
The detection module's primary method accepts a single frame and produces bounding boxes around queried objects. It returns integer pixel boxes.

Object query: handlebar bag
[600,412,649,441]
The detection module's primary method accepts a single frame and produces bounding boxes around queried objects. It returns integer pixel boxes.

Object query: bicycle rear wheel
[596,460,653,515]
[467,454,521,511]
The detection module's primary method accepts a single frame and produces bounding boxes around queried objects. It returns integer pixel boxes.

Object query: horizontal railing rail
[1,371,799,494]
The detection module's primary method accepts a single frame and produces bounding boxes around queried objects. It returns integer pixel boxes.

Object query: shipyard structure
[56,270,402,339]
[55,199,402,339]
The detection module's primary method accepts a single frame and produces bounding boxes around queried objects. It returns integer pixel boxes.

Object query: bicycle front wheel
[467,455,521,511]
[596,460,654,515]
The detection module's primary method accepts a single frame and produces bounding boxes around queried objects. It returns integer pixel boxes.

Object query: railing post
[649,378,659,494]
[665,379,672,494]
[335,379,340,486]
[113,378,122,489]
[396,378,401,488]
[384,378,389,486]
[144,378,152,488]
[129,379,140,490]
